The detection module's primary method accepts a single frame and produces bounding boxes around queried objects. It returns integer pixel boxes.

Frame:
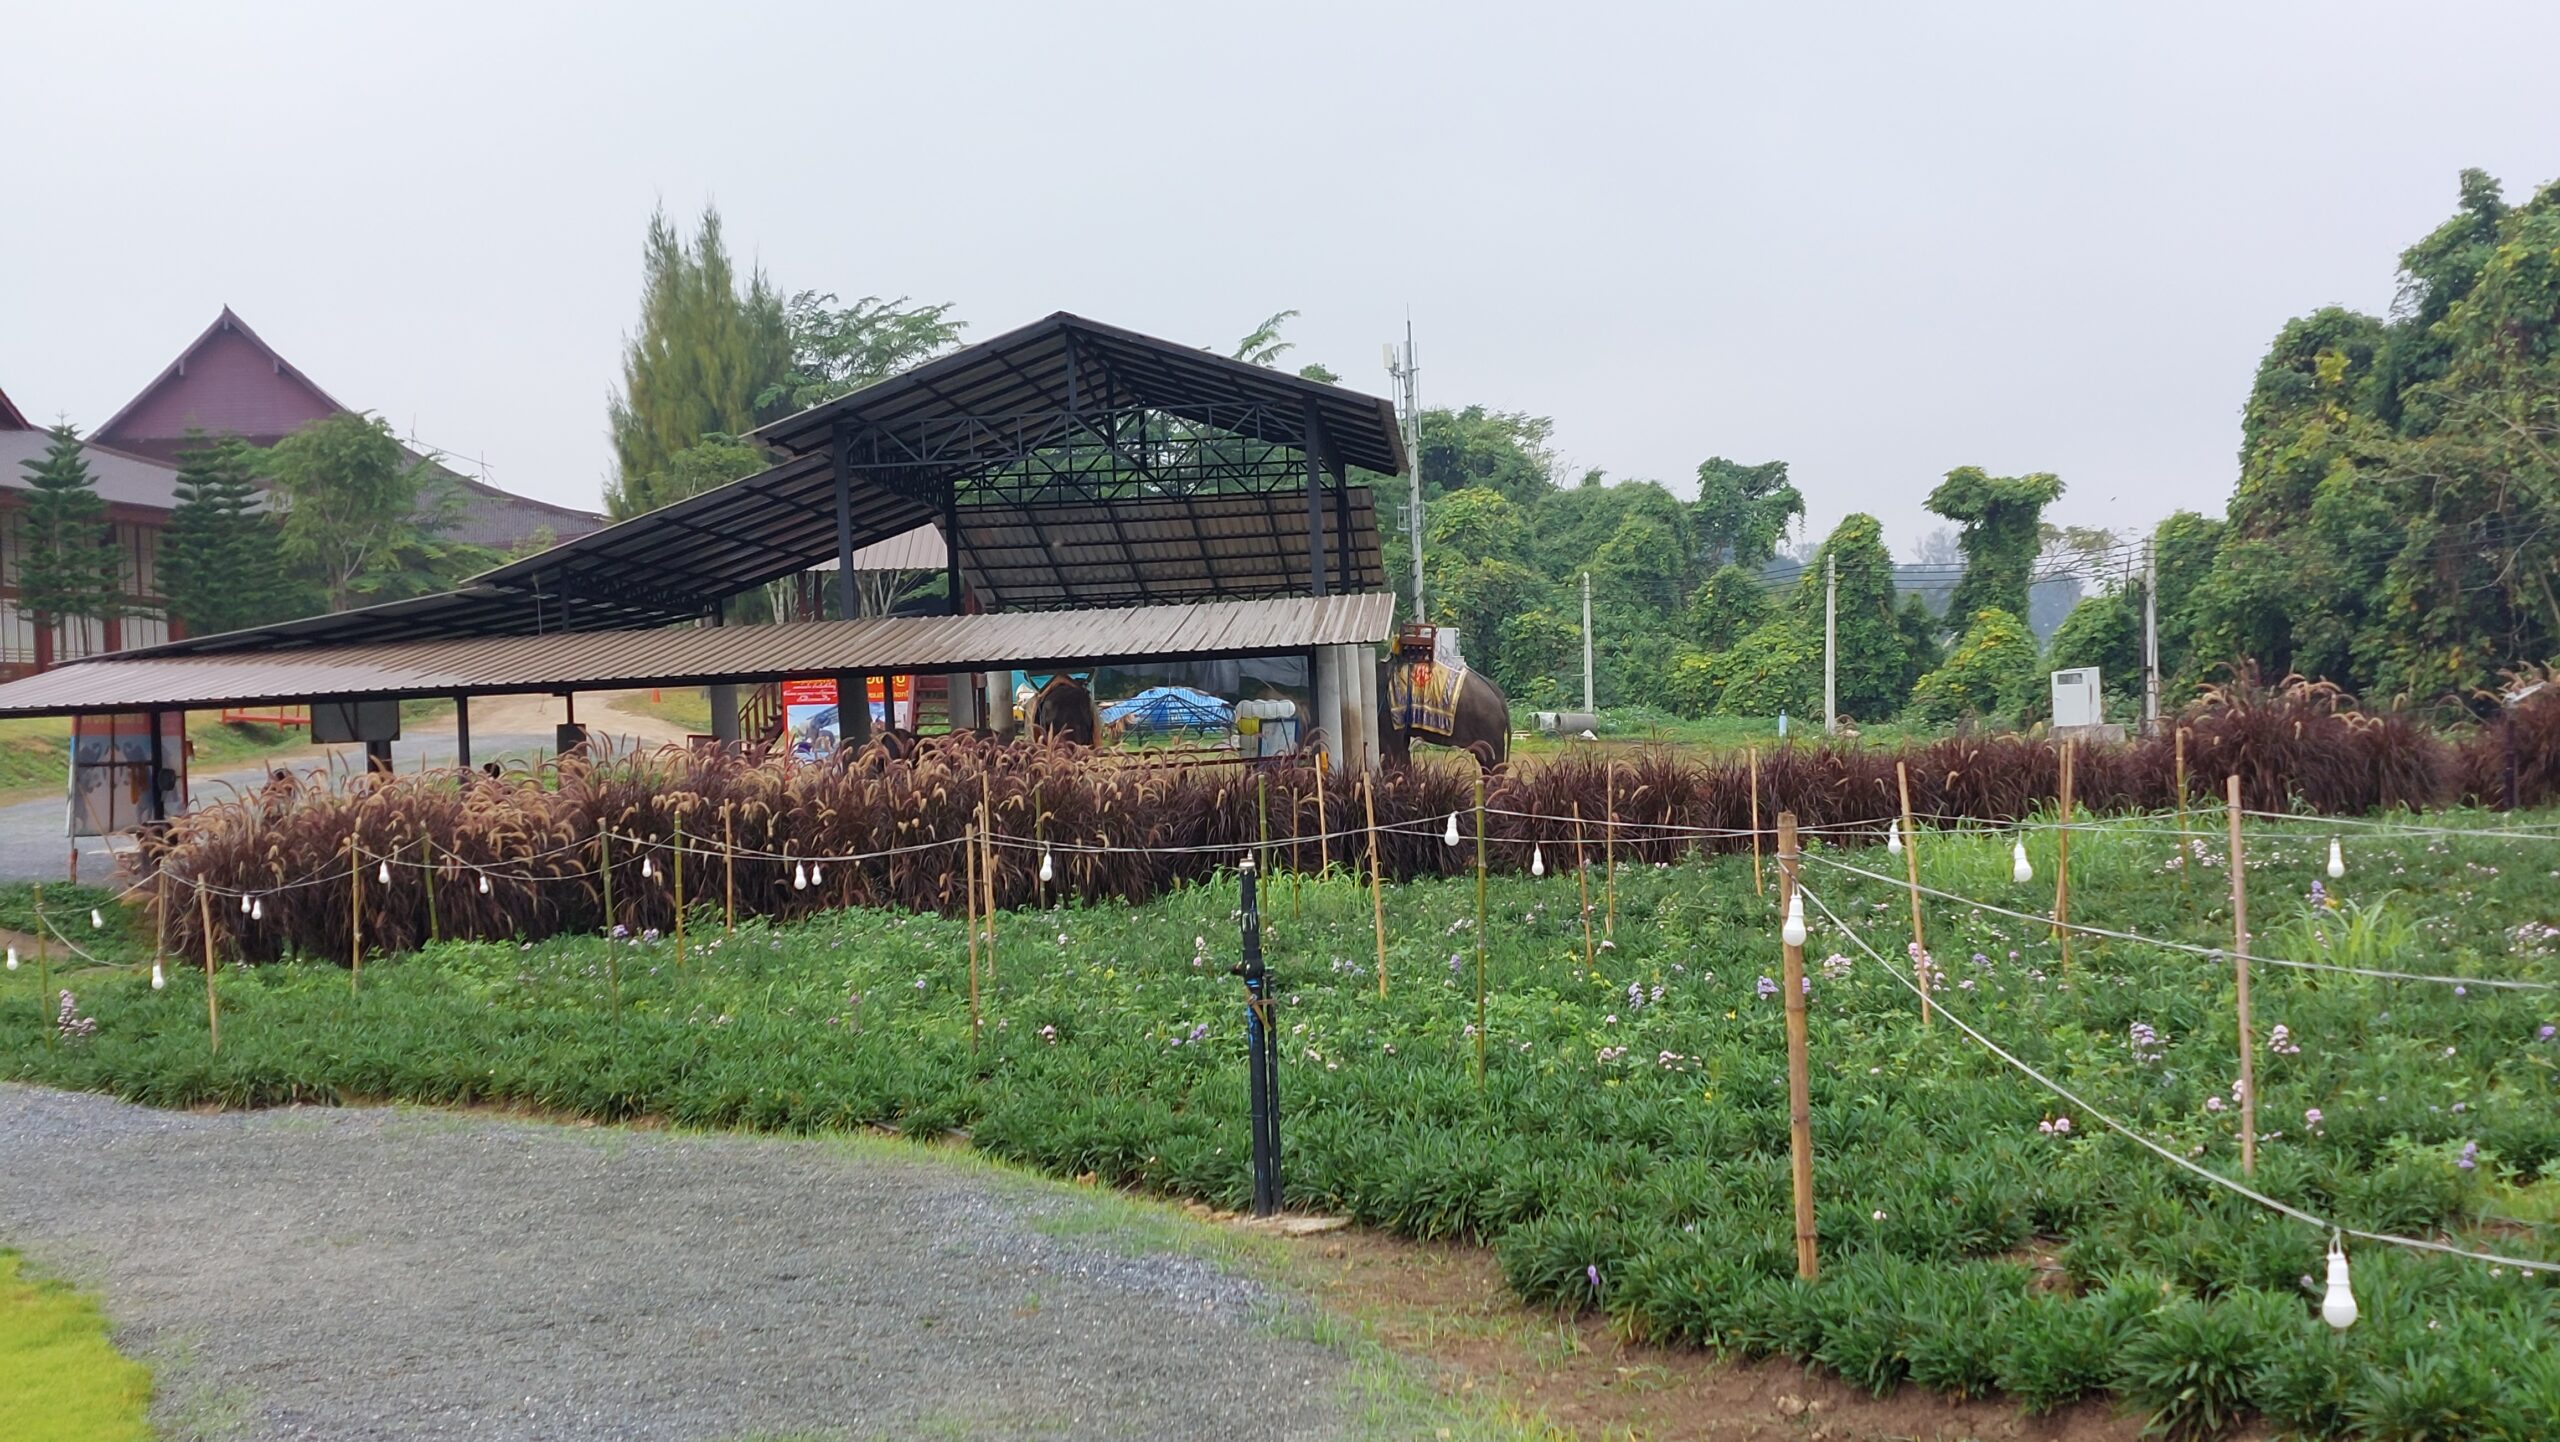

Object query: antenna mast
[1385,321,1424,621]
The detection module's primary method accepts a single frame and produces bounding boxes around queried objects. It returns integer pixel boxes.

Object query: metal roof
[0,430,190,513]
[755,311,1406,475]
[0,593,1395,717]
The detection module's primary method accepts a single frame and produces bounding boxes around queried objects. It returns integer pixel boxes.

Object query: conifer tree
[15,423,120,662]
[163,432,297,636]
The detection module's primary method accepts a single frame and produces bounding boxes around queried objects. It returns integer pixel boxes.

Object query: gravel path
[0,1085,1349,1442]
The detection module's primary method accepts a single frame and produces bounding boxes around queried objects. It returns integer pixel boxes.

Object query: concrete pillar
[1312,647,1343,771]
[709,684,741,746]
[1347,646,1380,772]
[835,673,871,747]
[946,672,982,731]
[986,669,1016,738]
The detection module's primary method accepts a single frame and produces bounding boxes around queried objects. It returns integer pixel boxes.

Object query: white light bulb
[1443,812,1461,847]
[793,863,808,891]
[1530,845,1545,878]
[2012,841,2034,885]
[1781,893,1808,948]
[251,897,264,921]
[91,909,104,930]
[2322,1238,2358,1330]
[1039,849,1054,884]
[377,860,391,885]
[1886,827,1903,856]
[240,893,252,914]
[150,962,166,991]
[477,874,491,895]
[641,856,653,878]
[814,863,826,885]
[4,947,16,971]
[2327,839,2345,880]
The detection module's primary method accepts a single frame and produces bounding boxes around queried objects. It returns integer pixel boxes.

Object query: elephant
[1379,658,1510,771]
[1026,675,1102,746]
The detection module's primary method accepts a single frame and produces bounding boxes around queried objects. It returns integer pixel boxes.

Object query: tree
[606,205,792,518]
[1926,466,2066,625]
[1701,618,1819,718]
[757,292,966,415]
[2047,592,2141,711]
[263,413,448,612]
[1909,608,2041,725]
[1793,512,1906,719]
[15,423,120,661]
[1691,457,1803,570]
[162,432,301,636]
[1684,563,1773,653]
[1416,406,1556,504]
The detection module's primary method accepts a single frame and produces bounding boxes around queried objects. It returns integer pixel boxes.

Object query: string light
[4,947,15,971]
[793,863,809,891]
[1443,813,1461,847]
[813,863,826,885]
[641,856,654,879]
[251,897,264,921]
[2328,839,2345,879]
[1886,827,1903,857]
[1038,848,1054,884]
[2012,841,2034,884]
[1781,892,1808,948]
[90,909,103,929]
[376,860,391,885]
[1530,845,1545,878]
[2323,1234,2359,1329]
[240,893,252,914]
[149,962,166,991]
[477,874,491,895]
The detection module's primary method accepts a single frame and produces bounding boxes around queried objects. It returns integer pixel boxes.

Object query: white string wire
[1802,849,2556,992]
[1795,880,2560,1275]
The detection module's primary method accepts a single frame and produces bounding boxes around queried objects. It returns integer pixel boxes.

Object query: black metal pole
[1234,857,1278,1216]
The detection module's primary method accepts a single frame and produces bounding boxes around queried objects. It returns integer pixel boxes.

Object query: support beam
[986,670,1016,737]
[1312,646,1343,770]
[836,672,871,747]
[1331,456,1352,594]
[454,695,472,770]
[145,708,167,823]
[832,424,859,620]
[945,672,982,732]
[1349,645,1380,772]
[1302,402,1329,599]
[709,684,740,746]
[364,739,394,775]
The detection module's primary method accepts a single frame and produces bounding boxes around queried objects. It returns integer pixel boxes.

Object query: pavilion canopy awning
[0,594,1395,718]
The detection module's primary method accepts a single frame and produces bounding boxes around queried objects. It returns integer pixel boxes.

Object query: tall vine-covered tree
[1927,466,2066,625]
[16,424,121,662]
[161,432,300,636]
[1792,512,1906,719]
[1690,457,1803,570]
[606,205,792,518]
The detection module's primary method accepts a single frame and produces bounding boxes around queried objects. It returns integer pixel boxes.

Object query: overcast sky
[5,2,2554,555]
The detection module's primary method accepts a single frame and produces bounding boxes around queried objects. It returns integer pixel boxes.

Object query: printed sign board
[68,712,187,837]
[781,677,915,761]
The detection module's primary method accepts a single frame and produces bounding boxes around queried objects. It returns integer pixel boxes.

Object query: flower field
[9,807,2560,1438]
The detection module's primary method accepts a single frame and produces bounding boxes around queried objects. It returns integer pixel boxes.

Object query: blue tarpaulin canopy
[1102,685,1233,732]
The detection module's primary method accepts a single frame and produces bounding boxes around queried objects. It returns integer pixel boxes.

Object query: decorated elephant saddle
[1386,659,1470,737]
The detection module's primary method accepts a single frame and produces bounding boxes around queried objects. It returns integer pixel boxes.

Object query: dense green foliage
[13,424,119,656]
[161,432,301,636]
[263,412,492,612]
[1909,609,2040,725]
[1927,467,2066,627]
[17,814,2559,1436]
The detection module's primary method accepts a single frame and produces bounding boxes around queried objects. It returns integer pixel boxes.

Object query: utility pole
[2142,536,2162,735]
[1580,571,1595,715]
[1385,322,1425,622]
[1823,552,1838,736]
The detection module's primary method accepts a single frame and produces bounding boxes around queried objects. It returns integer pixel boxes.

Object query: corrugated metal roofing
[0,593,1395,717]
[0,431,189,513]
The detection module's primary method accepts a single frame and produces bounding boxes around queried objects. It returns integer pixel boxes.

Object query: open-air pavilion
[0,312,1404,825]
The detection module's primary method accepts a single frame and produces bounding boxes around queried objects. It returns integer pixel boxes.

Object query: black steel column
[943,481,964,615]
[1301,401,1328,599]
[453,695,472,771]
[1330,455,1352,594]
[832,423,859,620]
[144,708,166,823]
[1232,857,1282,1216]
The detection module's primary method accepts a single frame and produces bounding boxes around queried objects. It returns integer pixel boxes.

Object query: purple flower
[2541,1025,2558,1042]
[2457,1141,2478,1171]
[1756,975,1778,999]
[1586,1264,1602,1293]
[2206,1096,2225,1112]
[2304,1107,2324,1129]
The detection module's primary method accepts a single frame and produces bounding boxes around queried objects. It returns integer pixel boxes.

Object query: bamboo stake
[599,824,615,941]
[154,869,168,978]
[1573,802,1594,971]
[1257,773,1270,876]
[197,882,219,1054]
[2054,740,2075,971]
[1287,781,1301,921]
[422,837,440,943]
[34,883,51,1053]
[1748,746,1765,896]
[1313,755,1330,876]
[965,824,982,1056]
[1776,811,1819,1281]
[980,800,998,985]
[2226,773,2256,1177]
[722,805,737,934]
[2173,727,2191,895]
[1363,774,1389,999]
[672,816,686,968]
[1895,761,1931,1026]
[1603,761,1617,939]
[1473,772,1488,1086]
[348,834,363,992]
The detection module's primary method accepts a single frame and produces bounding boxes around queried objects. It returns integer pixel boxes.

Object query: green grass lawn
[6,810,2559,1436]
[0,714,310,799]
[0,1251,152,1442]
